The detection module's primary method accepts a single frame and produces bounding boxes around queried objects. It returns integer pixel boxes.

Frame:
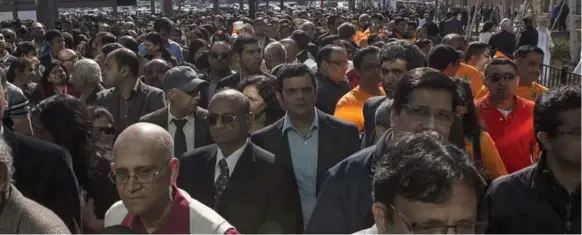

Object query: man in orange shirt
[428,44,462,77]
[334,46,384,132]
[465,42,491,72]
[476,58,537,173]
[443,34,484,97]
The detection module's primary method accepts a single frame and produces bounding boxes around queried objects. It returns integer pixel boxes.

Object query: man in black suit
[178,89,301,233]
[39,29,65,68]
[361,40,426,147]
[0,65,81,233]
[216,36,274,91]
[140,66,213,157]
[250,63,360,228]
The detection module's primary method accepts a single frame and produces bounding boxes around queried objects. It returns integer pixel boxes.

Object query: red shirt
[475,95,536,173]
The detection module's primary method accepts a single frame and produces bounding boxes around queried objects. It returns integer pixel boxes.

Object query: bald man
[104,123,239,234]
[178,89,301,233]
[57,48,78,74]
[263,42,287,71]
[279,38,298,63]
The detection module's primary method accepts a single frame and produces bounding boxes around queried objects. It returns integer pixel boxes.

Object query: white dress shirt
[167,109,196,152]
[214,140,249,183]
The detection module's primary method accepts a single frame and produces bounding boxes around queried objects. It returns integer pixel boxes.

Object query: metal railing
[539,64,581,87]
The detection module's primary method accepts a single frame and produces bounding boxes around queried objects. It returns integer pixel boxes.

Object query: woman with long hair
[32,62,80,104]
[31,95,118,232]
[186,38,210,71]
[143,32,178,66]
[238,75,285,133]
[455,78,507,181]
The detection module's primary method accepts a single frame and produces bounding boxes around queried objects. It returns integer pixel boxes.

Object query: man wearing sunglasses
[140,66,213,159]
[475,58,536,174]
[204,41,233,100]
[178,89,301,233]
[105,123,238,234]
[362,131,487,234]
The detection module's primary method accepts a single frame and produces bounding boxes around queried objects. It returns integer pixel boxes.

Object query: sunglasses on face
[487,73,516,82]
[208,52,229,60]
[206,113,239,126]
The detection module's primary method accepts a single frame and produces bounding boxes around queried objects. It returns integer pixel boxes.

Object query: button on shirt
[214,140,248,182]
[168,110,196,152]
[282,111,319,225]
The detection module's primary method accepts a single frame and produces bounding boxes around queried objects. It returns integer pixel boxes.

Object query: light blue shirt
[138,39,184,63]
[282,110,319,226]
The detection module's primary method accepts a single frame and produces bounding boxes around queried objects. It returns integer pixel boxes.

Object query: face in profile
[242,85,266,116]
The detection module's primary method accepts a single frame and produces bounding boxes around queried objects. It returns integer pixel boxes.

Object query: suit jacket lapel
[194,108,209,148]
[157,108,170,130]
[127,80,148,122]
[197,146,217,207]
[274,119,293,170]
[315,110,338,192]
[217,144,255,212]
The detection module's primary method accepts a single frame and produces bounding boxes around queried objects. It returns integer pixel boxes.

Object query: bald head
[279,38,298,63]
[114,122,174,161]
[264,42,287,70]
[442,33,467,51]
[58,48,76,59]
[210,89,250,114]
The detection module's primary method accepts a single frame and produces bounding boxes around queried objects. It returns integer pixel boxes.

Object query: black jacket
[485,153,581,233]
[489,30,517,56]
[517,26,539,48]
[216,72,276,92]
[315,72,350,115]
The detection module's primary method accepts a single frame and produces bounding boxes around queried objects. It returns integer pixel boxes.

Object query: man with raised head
[72,58,105,105]
[57,48,78,74]
[104,122,238,234]
[251,63,360,230]
[0,138,70,233]
[178,89,301,233]
[307,68,461,233]
[96,48,166,136]
[361,131,487,234]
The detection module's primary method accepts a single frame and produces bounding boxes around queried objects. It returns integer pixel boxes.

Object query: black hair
[373,131,486,219]
[44,29,62,43]
[6,58,33,83]
[394,18,407,25]
[275,63,316,92]
[186,38,210,64]
[111,48,140,77]
[367,34,382,45]
[291,30,310,50]
[392,67,459,115]
[154,17,174,32]
[371,13,385,22]
[428,46,461,71]
[514,45,544,59]
[453,78,484,170]
[144,32,175,65]
[338,22,356,40]
[465,42,490,62]
[483,57,517,76]
[320,35,340,47]
[232,36,259,55]
[317,45,343,68]
[534,85,581,148]
[379,40,426,70]
[481,21,494,33]
[327,15,341,27]
[62,32,74,49]
[118,36,139,54]
[14,41,37,57]
[238,75,284,122]
[353,46,380,70]
[97,32,117,45]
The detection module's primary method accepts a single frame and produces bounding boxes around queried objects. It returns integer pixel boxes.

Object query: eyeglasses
[208,52,229,60]
[109,160,170,185]
[487,73,517,82]
[389,204,488,234]
[402,104,455,123]
[206,113,239,126]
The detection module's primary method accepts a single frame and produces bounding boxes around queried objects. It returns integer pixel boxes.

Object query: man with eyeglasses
[359,131,487,234]
[104,123,238,234]
[306,67,460,234]
[57,49,78,75]
[485,85,581,233]
[334,46,384,132]
[178,89,301,233]
[475,58,536,173]
[314,45,350,115]
[140,66,213,158]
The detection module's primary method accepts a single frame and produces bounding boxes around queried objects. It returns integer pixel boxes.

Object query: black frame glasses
[108,160,171,185]
[389,204,488,234]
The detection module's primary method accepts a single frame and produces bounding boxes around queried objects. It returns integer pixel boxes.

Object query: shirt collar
[479,94,528,110]
[167,107,195,125]
[282,108,319,134]
[216,140,249,176]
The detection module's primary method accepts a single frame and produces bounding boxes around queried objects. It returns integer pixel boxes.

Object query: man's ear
[536,132,551,151]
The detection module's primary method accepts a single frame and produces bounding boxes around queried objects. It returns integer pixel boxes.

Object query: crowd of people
[0,2,579,234]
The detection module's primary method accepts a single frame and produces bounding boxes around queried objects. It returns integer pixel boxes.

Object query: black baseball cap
[428,45,464,71]
[162,66,208,94]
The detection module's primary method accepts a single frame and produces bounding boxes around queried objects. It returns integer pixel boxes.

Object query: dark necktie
[172,119,187,158]
[214,158,230,208]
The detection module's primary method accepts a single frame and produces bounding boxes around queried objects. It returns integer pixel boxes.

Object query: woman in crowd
[455,78,508,180]
[238,75,285,133]
[186,38,211,72]
[31,95,118,232]
[31,62,80,104]
[142,32,178,66]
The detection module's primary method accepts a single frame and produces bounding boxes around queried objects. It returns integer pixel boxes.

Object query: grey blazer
[0,185,70,234]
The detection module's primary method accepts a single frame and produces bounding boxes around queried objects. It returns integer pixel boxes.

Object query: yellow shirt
[455,63,484,97]
[464,131,508,180]
[334,85,385,132]
[474,82,549,101]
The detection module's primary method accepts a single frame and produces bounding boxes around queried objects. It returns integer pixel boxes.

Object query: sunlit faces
[276,74,317,117]
[484,64,518,101]
[516,51,543,85]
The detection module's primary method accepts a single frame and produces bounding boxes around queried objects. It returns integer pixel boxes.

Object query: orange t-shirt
[464,131,508,180]
[475,95,537,173]
[474,82,548,101]
[354,29,370,47]
[455,63,483,97]
[334,85,385,132]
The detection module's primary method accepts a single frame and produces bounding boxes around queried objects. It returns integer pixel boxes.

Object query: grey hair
[0,137,13,191]
[264,42,287,69]
[375,99,393,128]
[74,59,102,83]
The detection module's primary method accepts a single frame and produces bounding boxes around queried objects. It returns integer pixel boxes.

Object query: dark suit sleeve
[46,148,82,234]
[261,163,303,234]
[148,90,166,113]
[361,100,374,149]
[344,124,361,157]
[305,170,347,233]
